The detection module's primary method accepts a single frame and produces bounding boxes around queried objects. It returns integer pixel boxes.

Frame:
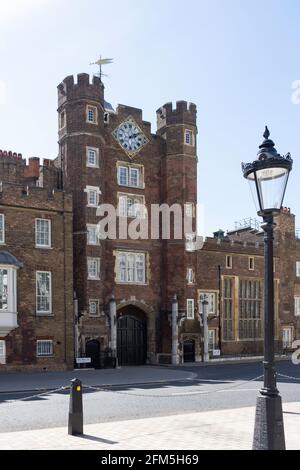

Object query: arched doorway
[183,339,195,363]
[117,306,147,366]
[85,339,101,369]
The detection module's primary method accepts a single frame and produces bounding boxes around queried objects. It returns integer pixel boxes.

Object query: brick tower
[57,72,198,365]
[57,74,105,360]
[156,102,198,357]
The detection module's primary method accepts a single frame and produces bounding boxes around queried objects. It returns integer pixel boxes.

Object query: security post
[68,378,83,436]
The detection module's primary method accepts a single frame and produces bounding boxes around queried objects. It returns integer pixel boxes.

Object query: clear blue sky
[0,0,300,235]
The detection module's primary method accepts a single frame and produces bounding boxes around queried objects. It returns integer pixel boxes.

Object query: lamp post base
[253,394,285,450]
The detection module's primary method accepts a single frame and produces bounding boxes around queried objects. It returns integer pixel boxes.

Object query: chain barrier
[277,372,300,381]
[82,373,264,398]
[0,385,70,405]
[2,371,299,404]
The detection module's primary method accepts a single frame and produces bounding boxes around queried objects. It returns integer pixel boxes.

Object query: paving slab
[0,401,299,450]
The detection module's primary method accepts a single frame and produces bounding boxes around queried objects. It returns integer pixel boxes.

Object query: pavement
[0,401,299,450]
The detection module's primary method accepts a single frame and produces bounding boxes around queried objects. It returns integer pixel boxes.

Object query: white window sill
[35,245,53,250]
[118,184,145,190]
[36,312,54,317]
[87,243,100,246]
[88,277,101,281]
[87,164,99,169]
[37,355,54,358]
[116,281,147,286]
[87,205,99,209]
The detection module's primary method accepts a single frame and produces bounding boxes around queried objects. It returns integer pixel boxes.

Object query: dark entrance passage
[117,307,147,366]
[183,339,195,363]
[85,340,101,369]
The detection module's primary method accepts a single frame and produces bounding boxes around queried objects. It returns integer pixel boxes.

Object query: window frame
[85,186,100,208]
[36,271,52,315]
[187,267,195,285]
[87,257,100,280]
[118,193,145,219]
[186,299,195,320]
[208,329,217,352]
[199,291,218,316]
[185,203,195,218]
[282,327,293,349]
[116,251,146,285]
[0,340,6,364]
[59,110,66,130]
[35,218,51,249]
[295,296,300,316]
[226,255,233,269]
[249,257,255,271]
[104,112,109,124]
[296,262,300,277]
[0,214,5,244]
[86,147,99,168]
[117,163,143,189]
[184,129,194,146]
[89,299,100,317]
[36,340,54,357]
[86,224,99,246]
[86,105,97,124]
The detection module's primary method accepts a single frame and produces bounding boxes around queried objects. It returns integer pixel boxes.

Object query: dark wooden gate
[85,340,101,369]
[183,339,195,363]
[117,315,147,366]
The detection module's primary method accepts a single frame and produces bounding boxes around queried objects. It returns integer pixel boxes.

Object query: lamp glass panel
[247,166,289,212]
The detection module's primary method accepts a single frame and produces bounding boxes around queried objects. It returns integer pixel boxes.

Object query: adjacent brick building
[0,151,73,371]
[196,209,300,360]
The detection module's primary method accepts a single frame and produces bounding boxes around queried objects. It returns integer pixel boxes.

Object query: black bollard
[68,378,83,436]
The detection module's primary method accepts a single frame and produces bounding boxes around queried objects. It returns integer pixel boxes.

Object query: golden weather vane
[90,56,113,81]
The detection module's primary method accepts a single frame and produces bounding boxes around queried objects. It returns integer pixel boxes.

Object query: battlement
[156,101,197,129]
[0,180,72,212]
[0,150,24,162]
[57,73,104,108]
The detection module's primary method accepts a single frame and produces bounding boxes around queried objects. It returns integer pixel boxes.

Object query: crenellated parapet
[0,150,24,162]
[57,73,104,109]
[156,101,197,130]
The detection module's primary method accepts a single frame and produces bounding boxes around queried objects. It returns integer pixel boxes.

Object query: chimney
[24,157,40,178]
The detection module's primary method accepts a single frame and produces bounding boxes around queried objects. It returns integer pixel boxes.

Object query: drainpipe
[172,295,179,365]
[109,295,118,368]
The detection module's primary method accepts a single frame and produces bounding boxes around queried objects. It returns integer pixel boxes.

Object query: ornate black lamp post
[242,127,293,450]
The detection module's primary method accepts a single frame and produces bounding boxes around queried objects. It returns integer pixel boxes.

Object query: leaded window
[36,271,52,314]
[87,258,100,280]
[223,278,234,340]
[0,269,8,311]
[239,279,263,339]
[117,252,146,284]
[0,214,5,244]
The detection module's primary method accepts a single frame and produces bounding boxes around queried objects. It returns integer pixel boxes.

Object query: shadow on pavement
[78,434,118,445]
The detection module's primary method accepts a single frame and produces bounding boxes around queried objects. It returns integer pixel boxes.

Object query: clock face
[112,117,149,158]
